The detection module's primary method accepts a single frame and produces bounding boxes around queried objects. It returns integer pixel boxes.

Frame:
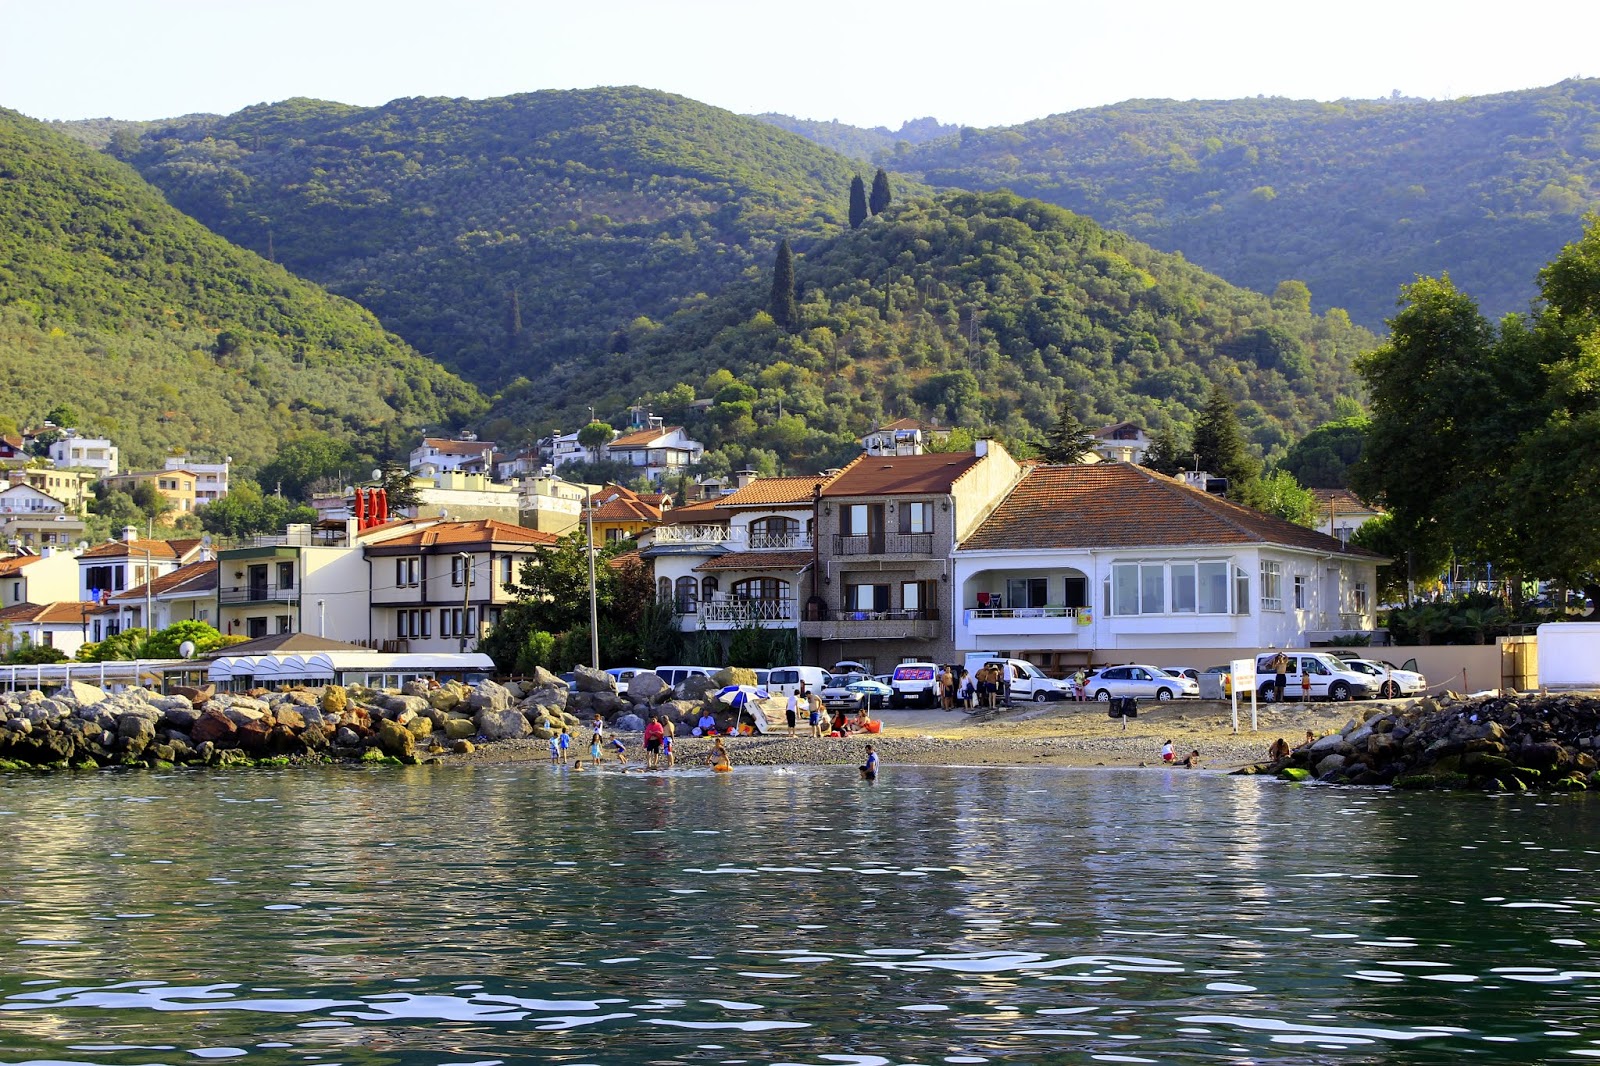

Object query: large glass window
[732,577,789,601]
[1140,564,1165,614]
[1199,562,1230,614]
[1260,560,1283,611]
[1294,575,1307,610]
[1111,564,1140,615]
[674,576,699,613]
[899,502,933,534]
[1171,563,1196,613]
[845,583,888,612]
[1110,560,1234,615]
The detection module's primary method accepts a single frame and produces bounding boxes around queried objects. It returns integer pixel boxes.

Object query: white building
[549,430,593,469]
[410,436,496,477]
[166,455,231,504]
[0,548,81,608]
[0,483,85,549]
[604,424,703,484]
[1312,489,1384,546]
[0,600,98,659]
[1091,422,1149,464]
[49,431,119,476]
[104,560,219,634]
[859,417,949,457]
[952,463,1383,671]
[517,476,593,535]
[79,530,204,612]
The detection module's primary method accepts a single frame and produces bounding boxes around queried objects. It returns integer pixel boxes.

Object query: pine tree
[1192,384,1260,495]
[1141,426,1187,475]
[1042,405,1098,464]
[848,175,868,230]
[769,239,798,329]
[869,168,891,215]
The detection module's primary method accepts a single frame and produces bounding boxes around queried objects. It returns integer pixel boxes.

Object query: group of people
[1159,739,1203,768]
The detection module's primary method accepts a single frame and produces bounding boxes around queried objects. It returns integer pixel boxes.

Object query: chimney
[974,438,990,458]
[40,546,52,559]
[734,468,759,489]
[121,525,138,543]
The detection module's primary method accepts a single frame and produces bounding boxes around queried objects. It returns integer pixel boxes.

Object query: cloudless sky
[3,0,1596,128]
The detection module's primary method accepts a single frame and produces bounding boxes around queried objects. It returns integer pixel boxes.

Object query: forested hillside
[112,88,877,390]
[882,80,1600,327]
[0,109,483,469]
[753,114,957,160]
[521,191,1376,476]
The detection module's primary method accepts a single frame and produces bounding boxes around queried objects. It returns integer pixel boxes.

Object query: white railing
[701,597,796,622]
[967,606,1081,620]
[745,531,812,550]
[652,526,812,551]
[653,524,734,545]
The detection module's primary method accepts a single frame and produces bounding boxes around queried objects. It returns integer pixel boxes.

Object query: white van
[653,665,717,689]
[767,666,830,697]
[962,654,1072,702]
[1254,651,1377,702]
[889,662,941,707]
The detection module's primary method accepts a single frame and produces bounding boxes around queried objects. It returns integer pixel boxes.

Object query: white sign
[1231,658,1257,687]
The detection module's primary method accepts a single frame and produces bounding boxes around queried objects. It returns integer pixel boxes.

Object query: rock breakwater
[1242,693,1600,791]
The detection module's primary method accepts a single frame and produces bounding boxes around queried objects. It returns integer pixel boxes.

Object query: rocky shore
[1241,692,1600,790]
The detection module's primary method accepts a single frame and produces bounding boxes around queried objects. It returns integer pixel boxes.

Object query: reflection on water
[3,764,1600,1064]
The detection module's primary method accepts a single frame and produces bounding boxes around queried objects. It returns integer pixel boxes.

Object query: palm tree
[1451,604,1507,645]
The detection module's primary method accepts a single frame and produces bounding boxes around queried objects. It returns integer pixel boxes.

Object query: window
[397,609,430,639]
[1260,561,1283,611]
[898,502,933,534]
[440,608,454,637]
[42,630,53,648]
[749,516,798,547]
[1352,582,1369,615]
[845,583,889,612]
[1171,564,1196,613]
[1199,562,1229,614]
[1110,560,1233,615]
[277,561,295,590]
[451,555,475,586]
[1140,564,1165,614]
[276,614,292,634]
[841,503,883,536]
[395,557,419,588]
[1294,575,1307,610]
[657,577,671,603]
[674,576,699,613]
[1005,577,1049,609]
[499,555,514,585]
[732,577,789,601]
[901,580,935,616]
[9,580,19,603]
[1111,564,1140,615]
[701,576,718,601]
[1235,565,1250,615]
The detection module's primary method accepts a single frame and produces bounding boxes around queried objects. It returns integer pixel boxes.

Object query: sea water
[2,763,1600,1064]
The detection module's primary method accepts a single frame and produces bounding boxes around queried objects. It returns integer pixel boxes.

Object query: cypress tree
[1041,405,1098,464]
[769,239,798,329]
[1141,426,1187,475]
[869,167,891,215]
[848,175,868,230]
[1192,383,1260,495]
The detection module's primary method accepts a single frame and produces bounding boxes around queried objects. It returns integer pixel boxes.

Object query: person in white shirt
[785,689,799,734]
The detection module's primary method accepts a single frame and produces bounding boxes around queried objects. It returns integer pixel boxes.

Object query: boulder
[589,690,625,717]
[1308,732,1345,755]
[444,718,477,740]
[275,708,307,732]
[502,680,525,699]
[1315,753,1347,778]
[333,726,363,748]
[522,683,568,710]
[527,666,566,690]
[402,679,432,697]
[567,691,594,712]
[573,665,615,693]
[676,675,718,702]
[235,720,272,754]
[376,719,416,759]
[712,667,758,688]
[321,686,349,716]
[476,707,531,742]
[116,715,156,756]
[190,709,237,746]
[382,694,430,717]
[56,680,107,707]
[228,695,271,717]
[626,671,669,702]
[405,716,433,739]
[281,689,319,708]
[170,683,215,705]
[467,680,514,713]
[394,709,418,727]
[613,713,645,733]
[452,739,474,755]
[224,704,268,727]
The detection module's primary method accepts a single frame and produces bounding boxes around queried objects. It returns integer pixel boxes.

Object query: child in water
[610,736,627,768]
[557,729,571,764]
[860,743,879,781]
[548,734,560,763]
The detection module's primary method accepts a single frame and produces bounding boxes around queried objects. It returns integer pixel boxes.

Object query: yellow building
[102,469,200,514]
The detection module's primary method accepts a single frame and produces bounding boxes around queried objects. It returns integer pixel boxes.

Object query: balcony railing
[745,531,811,550]
[653,525,813,551]
[700,597,796,623]
[832,532,934,555]
[219,582,298,605]
[967,606,1081,620]
[799,608,941,641]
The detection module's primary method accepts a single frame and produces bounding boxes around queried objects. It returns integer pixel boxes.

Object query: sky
[3,0,1597,128]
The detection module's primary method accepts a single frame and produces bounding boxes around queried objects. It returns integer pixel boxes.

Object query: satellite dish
[201,534,212,547]
[371,469,383,482]
[178,640,196,658]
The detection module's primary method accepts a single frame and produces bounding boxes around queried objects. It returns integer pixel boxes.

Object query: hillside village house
[952,463,1384,671]
[517,476,593,535]
[79,532,207,640]
[0,548,81,608]
[1091,422,1150,464]
[363,519,559,652]
[859,417,951,456]
[0,483,86,548]
[102,559,219,634]
[604,422,703,483]
[6,467,95,516]
[800,441,1025,670]
[409,436,496,476]
[583,484,671,543]
[1313,488,1384,546]
[0,434,25,461]
[549,430,591,468]
[644,475,828,637]
[0,601,98,659]
[48,432,119,477]
[165,455,230,505]
[102,469,200,514]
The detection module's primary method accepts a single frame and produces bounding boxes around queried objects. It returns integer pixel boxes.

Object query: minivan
[962,654,1071,702]
[767,665,830,697]
[1254,651,1376,702]
[653,665,716,689]
[889,662,941,707]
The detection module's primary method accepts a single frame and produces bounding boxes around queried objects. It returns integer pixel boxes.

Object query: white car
[1161,666,1201,684]
[1346,658,1427,698]
[1086,664,1200,702]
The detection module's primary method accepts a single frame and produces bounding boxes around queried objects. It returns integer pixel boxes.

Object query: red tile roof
[692,550,814,572]
[79,538,181,560]
[654,498,733,526]
[960,463,1383,557]
[421,437,496,456]
[0,601,99,625]
[1311,488,1382,513]
[608,426,685,449]
[109,560,218,603]
[364,519,559,553]
[718,475,833,508]
[0,555,43,577]
[821,451,983,498]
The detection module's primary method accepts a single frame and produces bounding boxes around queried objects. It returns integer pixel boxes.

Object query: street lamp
[457,551,472,652]
[585,485,599,670]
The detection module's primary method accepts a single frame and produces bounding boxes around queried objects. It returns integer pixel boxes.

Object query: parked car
[963,654,1072,702]
[820,674,890,712]
[1085,664,1199,701]
[889,661,940,707]
[653,665,716,689]
[767,666,830,697]
[1346,658,1427,698]
[1161,666,1202,683]
[1254,652,1377,702]
[604,666,648,686]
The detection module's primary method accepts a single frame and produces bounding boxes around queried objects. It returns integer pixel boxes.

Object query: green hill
[0,108,483,470]
[883,81,1600,328]
[112,87,879,392]
[752,114,958,161]
[522,190,1377,474]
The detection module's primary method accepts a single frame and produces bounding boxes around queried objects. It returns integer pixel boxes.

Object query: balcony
[799,608,941,642]
[219,582,298,605]
[653,525,813,551]
[965,606,1089,639]
[832,532,934,556]
[699,597,796,624]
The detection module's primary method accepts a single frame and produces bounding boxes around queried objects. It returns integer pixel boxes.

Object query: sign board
[1230,658,1257,688]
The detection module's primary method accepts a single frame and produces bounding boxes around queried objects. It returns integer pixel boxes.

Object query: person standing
[959,668,974,710]
[998,660,1013,707]
[643,715,665,770]
[860,743,879,781]
[938,666,954,710]
[786,687,800,734]
[557,728,571,764]
[808,688,825,737]
[1270,652,1290,703]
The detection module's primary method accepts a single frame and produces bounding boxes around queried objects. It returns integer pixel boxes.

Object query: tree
[1041,405,1097,463]
[848,175,868,230]
[577,421,615,462]
[257,434,356,502]
[1281,417,1368,488]
[44,403,77,428]
[143,620,228,659]
[769,239,798,330]
[379,463,422,512]
[869,168,891,215]
[1141,426,1186,476]
[197,478,316,539]
[1243,469,1320,527]
[1191,383,1259,495]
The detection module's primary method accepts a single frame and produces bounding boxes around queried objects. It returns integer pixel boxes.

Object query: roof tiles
[820,452,982,498]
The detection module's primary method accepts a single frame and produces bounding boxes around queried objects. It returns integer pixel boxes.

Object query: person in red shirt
[643,716,665,770]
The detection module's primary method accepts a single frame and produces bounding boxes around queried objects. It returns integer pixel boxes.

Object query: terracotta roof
[0,555,43,577]
[654,499,733,525]
[1312,488,1382,513]
[109,560,218,603]
[0,601,98,625]
[606,548,644,571]
[364,519,559,554]
[608,426,685,449]
[1093,421,1144,438]
[718,475,833,509]
[960,463,1383,557]
[79,538,181,560]
[692,550,814,572]
[820,451,983,498]
[167,538,204,559]
[421,437,496,456]
[872,416,943,434]
[205,632,372,657]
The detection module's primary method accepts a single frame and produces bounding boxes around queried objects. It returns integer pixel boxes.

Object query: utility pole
[457,552,472,652]
[586,485,599,670]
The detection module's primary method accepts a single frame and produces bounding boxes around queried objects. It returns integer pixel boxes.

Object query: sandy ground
[450,697,1380,772]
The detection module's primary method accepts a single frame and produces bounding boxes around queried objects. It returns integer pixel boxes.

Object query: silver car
[1086,664,1200,702]
[1346,658,1427,698]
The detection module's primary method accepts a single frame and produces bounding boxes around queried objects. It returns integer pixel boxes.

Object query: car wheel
[1260,682,1278,703]
[1156,688,1173,702]
[1095,689,1111,702]
[1034,690,1048,702]
[1330,681,1351,701]
[1381,680,1399,699]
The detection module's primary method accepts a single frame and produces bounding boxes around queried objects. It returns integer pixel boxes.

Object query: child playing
[557,729,571,764]
[1161,739,1175,763]
[589,734,602,765]
[610,736,627,768]
[548,734,560,763]
[1300,671,1312,703]
[661,731,675,769]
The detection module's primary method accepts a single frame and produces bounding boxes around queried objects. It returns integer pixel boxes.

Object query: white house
[604,424,703,483]
[79,530,204,611]
[549,430,593,469]
[409,436,496,477]
[363,519,559,653]
[1091,422,1150,464]
[0,548,81,608]
[859,417,950,457]
[1312,488,1384,546]
[0,484,85,549]
[105,560,219,634]
[644,475,827,636]
[166,455,231,504]
[49,431,119,476]
[0,600,98,659]
[952,463,1383,671]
